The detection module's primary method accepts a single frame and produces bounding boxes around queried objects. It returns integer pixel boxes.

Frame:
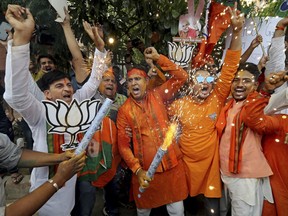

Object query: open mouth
[200,86,209,95]
[63,94,72,100]
[44,67,52,72]
[233,88,246,96]
[106,86,113,91]
[132,87,140,95]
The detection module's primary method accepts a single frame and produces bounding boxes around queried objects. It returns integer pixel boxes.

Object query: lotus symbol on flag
[168,42,195,68]
[43,99,101,151]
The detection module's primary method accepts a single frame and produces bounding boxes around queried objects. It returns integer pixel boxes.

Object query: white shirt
[265,36,288,114]
[4,40,106,216]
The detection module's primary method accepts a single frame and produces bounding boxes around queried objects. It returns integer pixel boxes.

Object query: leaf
[170,21,178,35]
[172,9,180,18]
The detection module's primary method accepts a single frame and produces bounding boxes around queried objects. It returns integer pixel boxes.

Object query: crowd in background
[0,3,287,216]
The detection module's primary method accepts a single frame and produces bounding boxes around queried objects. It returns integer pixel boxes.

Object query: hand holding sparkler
[250,35,263,48]
[138,123,177,196]
[136,168,152,190]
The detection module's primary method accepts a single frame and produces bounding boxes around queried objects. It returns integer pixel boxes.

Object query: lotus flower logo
[168,42,195,68]
[43,99,102,151]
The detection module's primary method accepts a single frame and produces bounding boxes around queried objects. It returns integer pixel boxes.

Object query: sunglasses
[194,75,215,83]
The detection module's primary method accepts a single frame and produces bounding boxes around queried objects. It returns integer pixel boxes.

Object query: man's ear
[254,81,259,90]
[44,89,52,100]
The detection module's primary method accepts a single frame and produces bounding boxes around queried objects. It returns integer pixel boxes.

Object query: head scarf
[103,67,115,78]
[127,68,148,78]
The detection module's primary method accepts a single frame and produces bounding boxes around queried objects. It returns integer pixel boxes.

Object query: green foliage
[239,0,288,18]
[1,0,286,69]
[1,0,188,68]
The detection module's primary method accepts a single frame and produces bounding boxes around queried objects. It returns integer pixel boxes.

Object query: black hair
[131,63,150,74]
[237,62,260,81]
[37,70,71,91]
[37,54,56,65]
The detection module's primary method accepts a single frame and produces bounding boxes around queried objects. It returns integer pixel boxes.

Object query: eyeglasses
[194,75,215,83]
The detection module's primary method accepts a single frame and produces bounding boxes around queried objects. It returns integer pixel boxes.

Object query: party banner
[224,17,282,64]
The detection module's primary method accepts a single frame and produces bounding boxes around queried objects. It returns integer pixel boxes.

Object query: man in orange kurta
[168,9,243,215]
[241,92,288,216]
[117,47,188,215]
[241,71,288,216]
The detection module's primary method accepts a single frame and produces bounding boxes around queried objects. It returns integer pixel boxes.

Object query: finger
[8,5,23,18]
[142,183,149,188]
[234,1,238,12]
[228,6,234,18]
[66,150,75,158]
[71,151,86,161]
[145,176,152,182]
[63,6,68,15]
[75,161,86,172]
[92,26,99,36]
[25,8,34,20]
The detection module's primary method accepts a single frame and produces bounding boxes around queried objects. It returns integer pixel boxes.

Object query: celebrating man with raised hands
[4,5,107,216]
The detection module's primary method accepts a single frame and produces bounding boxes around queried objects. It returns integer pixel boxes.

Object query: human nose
[131,79,136,85]
[236,79,245,87]
[107,80,114,84]
[64,85,72,91]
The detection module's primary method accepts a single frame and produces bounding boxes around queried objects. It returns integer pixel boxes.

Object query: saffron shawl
[218,99,248,174]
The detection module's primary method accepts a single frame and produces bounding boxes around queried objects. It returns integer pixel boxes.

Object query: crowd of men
[0,3,287,216]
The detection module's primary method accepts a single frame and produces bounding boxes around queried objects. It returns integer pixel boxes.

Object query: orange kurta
[117,54,188,208]
[262,127,288,216]
[169,49,241,198]
[240,95,288,216]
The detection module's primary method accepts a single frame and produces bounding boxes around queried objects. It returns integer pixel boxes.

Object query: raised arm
[144,47,188,101]
[4,5,44,126]
[83,21,105,52]
[5,5,34,46]
[228,3,244,51]
[214,4,243,101]
[240,35,262,64]
[60,8,88,84]
[265,17,288,93]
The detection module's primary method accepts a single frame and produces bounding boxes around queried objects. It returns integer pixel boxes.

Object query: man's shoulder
[118,97,132,111]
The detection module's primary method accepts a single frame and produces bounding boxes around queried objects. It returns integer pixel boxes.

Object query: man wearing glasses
[168,7,244,215]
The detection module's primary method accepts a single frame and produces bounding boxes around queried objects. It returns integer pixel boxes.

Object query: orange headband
[127,68,148,78]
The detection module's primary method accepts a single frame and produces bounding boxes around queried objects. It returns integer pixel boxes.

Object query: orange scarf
[47,128,83,177]
[218,92,268,174]
[128,92,180,172]
[218,99,248,174]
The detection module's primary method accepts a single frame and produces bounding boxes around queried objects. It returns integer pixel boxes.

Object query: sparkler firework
[75,98,113,155]
[138,123,177,196]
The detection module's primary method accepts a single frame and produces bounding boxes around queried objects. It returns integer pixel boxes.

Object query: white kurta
[265,36,288,114]
[4,40,106,216]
